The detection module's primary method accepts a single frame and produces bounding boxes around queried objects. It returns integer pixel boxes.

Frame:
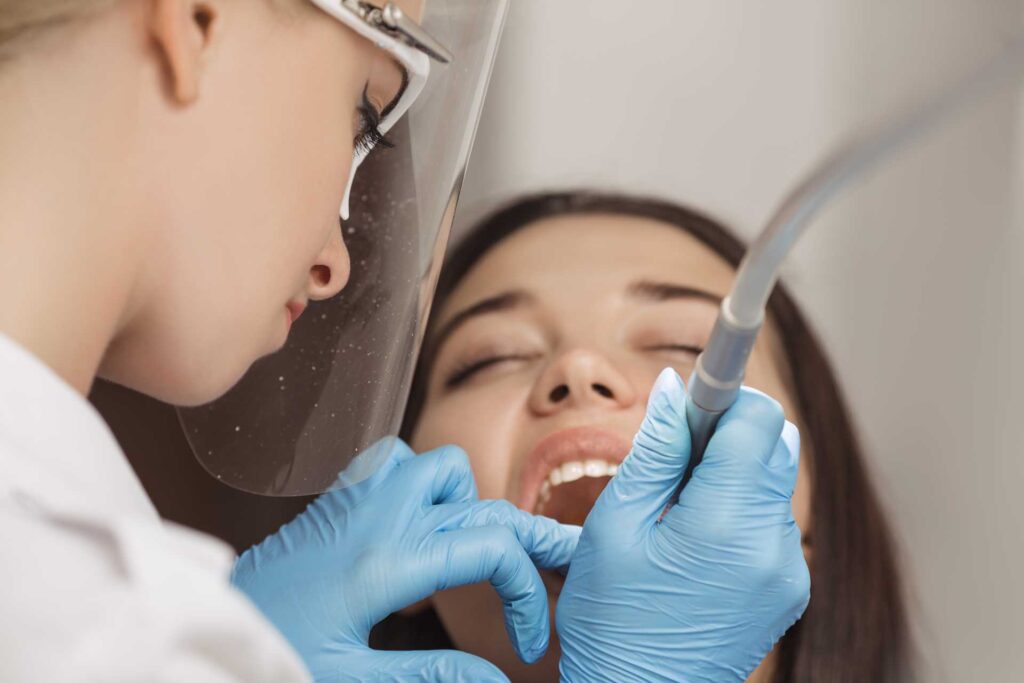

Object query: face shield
[177,0,508,496]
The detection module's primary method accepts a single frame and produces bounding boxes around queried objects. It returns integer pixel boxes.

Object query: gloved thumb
[664,387,793,536]
[586,367,691,536]
[683,386,787,502]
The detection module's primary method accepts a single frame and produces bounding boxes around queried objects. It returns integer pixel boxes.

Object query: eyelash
[355,89,394,155]
[445,354,534,388]
[647,343,704,356]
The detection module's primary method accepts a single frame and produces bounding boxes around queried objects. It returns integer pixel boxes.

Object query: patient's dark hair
[379,191,912,682]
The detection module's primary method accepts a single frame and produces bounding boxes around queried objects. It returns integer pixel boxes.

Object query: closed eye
[647,342,704,358]
[445,354,537,388]
[645,343,704,355]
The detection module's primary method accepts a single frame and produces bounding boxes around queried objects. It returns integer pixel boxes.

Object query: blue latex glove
[232,438,580,682]
[557,369,810,682]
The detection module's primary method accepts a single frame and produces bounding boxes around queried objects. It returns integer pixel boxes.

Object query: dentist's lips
[285,301,307,327]
[516,426,632,524]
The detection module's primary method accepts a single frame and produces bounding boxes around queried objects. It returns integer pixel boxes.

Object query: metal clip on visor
[346,0,454,63]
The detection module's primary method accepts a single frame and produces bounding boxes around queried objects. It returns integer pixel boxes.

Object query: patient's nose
[529,349,637,416]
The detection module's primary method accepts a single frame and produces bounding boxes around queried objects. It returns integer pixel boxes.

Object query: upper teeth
[539,460,619,503]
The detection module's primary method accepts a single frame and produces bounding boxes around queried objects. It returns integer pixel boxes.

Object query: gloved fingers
[662,419,800,535]
[587,368,691,535]
[427,525,551,664]
[333,650,510,683]
[430,499,581,570]
[684,386,786,498]
[664,388,789,542]
[395,444,479,505]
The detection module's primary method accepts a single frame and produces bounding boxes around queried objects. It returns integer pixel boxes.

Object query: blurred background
[450,1,1024,680]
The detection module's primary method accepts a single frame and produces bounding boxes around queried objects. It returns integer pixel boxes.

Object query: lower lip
[516,426,631,513]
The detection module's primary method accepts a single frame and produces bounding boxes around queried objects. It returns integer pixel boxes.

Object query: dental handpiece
[683,32,1024,471]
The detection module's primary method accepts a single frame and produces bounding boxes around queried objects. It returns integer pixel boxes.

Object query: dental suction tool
[684,33,1024,466]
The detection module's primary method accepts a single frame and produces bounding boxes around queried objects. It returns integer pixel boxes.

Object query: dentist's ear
[150,0,221,104]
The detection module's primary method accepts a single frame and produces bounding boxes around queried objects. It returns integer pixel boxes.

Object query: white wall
[454,2,1024,679]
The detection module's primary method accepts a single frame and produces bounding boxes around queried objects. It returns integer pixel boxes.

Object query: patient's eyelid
[443,351,541,389]
[644,342,704,355]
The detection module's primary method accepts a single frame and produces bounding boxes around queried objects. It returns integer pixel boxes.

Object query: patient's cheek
[411,424,509,500]
[413,394,525,502]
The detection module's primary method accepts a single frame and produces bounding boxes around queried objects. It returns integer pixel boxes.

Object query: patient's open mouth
[517,427,631,526]
[535,460,618,526]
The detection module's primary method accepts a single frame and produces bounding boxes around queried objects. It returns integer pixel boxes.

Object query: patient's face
[412,214,811,682]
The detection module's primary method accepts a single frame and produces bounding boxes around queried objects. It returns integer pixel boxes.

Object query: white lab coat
[0,334,311,682]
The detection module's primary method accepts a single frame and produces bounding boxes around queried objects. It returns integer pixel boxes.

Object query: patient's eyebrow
[627,280,722,305]
[431,290,535,349]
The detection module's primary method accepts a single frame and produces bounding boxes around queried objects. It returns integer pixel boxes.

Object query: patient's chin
[535,474,613,526]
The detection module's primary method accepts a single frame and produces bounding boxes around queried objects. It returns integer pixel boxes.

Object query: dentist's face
[99,0,419,406]
[411,214,812,682]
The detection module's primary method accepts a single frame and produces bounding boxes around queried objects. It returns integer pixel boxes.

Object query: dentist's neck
[0,17,150,396]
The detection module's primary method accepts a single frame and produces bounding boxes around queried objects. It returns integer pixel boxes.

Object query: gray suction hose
[683,33,1024,469]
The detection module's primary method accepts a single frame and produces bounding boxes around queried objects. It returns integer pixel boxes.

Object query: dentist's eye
[355,88,394,155]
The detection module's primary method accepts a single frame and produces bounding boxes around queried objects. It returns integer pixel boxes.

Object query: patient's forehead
[441,213,737,317]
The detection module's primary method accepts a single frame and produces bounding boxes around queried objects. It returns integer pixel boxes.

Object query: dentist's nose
[307,223,350,301]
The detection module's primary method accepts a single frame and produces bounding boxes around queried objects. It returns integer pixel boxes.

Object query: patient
[371,192,912,682]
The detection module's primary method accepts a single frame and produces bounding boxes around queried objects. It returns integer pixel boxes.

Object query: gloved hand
[231,438,580,682]
[556,369,810,683]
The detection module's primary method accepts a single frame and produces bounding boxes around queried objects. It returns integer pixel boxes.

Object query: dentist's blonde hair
[0,0,302,54]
